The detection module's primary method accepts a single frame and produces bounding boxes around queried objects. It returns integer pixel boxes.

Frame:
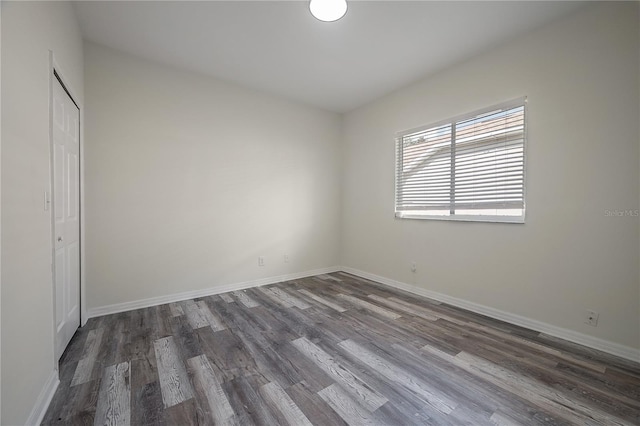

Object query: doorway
[52,72,81,360]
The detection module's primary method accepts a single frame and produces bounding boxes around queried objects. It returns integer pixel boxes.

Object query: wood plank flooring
[43,272,640,425]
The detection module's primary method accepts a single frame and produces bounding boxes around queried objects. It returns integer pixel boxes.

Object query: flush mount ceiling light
[309,0,348,22]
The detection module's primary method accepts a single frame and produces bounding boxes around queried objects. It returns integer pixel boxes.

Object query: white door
[53,76,80,360]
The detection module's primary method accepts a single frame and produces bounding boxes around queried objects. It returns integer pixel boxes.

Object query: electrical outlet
[258,256,265,267]
[284,254,290,263]
[584,310,599,327]
[411,262,417,273]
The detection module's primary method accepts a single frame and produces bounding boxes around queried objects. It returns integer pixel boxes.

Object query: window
[395,98,526,223]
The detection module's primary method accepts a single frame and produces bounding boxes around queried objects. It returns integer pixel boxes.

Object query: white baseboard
[86,266,341,319]
[341,266,640,363]
[84,264,640,363]
[35,264,638,424]
[25,370,59,426]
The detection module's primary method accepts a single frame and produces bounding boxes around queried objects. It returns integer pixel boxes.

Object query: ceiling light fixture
[310,0,347,22]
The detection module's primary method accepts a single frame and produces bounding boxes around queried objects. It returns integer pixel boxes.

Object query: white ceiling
[74,1,587,113]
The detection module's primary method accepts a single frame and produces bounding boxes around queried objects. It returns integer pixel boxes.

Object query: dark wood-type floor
[44,272,640,425]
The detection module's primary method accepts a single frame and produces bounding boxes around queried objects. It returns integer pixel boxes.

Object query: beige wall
[1,1,84,424]
[341,2,640,350]
[84,43,342,310]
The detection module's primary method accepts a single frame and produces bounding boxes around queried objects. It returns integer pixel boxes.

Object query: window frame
[395,97,527,224]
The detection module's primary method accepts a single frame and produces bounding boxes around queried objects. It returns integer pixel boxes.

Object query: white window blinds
[395,98,526,223]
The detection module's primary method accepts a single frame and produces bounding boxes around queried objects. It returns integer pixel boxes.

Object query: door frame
[48,52,86,369]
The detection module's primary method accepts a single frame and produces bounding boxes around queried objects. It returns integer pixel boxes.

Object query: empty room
[1,0,639,424]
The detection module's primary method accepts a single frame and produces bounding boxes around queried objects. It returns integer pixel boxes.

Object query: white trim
[86,266,341,319]
[33,265,638,422]
[395,212,524,224]
[48,53,57,371]
[49,53,86,368]
[341,266,640,363]
[25,370,59,426]
[49,53,87,327]
[85,264,640,362]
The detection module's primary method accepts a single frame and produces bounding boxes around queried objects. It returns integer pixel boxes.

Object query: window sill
[395,212,525,224]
